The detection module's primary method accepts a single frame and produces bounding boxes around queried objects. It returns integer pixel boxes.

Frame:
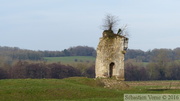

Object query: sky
[0,0,180,51]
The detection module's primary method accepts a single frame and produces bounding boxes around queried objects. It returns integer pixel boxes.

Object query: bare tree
[102,14,129,37]
[117,24,130,37]
[102,14,119,32]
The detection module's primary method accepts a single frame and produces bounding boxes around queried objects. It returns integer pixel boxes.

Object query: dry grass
[126,80,180,90]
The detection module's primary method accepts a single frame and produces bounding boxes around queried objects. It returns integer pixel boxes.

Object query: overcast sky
[0,0,180,51]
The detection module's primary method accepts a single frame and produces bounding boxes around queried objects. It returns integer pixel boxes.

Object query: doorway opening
[109,62,115,78]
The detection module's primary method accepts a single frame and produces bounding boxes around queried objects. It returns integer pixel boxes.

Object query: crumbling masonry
[95,30,128,80]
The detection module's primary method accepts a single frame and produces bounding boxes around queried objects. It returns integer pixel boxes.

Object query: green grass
[44,56,95,64]
[0,78,180,101]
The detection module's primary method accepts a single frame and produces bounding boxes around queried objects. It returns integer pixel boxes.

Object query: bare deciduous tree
[101,14,129,37]
[102,14,119,32]
[118,24,130,37]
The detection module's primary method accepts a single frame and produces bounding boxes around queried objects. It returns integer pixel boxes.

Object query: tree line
[125,60,180,81]
[0,46,96,65]
[125,48,180,62]
[0,61,95,79]
[1,46,180,62]
[125,48,180,81]
[1,59,179,80]
[0,46,180,80]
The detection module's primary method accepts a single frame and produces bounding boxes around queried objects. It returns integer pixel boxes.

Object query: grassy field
[44,56,95,64]
[0,77,180,101]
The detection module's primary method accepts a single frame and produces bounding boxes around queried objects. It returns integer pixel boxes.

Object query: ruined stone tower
[95,30,128,80]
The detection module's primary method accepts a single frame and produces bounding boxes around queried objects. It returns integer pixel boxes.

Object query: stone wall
[95,30,126,80]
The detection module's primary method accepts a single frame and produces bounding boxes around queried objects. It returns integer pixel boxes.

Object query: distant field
[44,56,96,64]
[0,78,180,101]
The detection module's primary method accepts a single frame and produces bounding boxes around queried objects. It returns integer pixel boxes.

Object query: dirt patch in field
[97,79,130,90]
[126,81,180,89]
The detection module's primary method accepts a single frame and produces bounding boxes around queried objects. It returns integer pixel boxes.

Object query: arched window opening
[109,62,115,78]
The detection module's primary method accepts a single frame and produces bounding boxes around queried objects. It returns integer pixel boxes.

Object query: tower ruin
[95,30,128,80]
